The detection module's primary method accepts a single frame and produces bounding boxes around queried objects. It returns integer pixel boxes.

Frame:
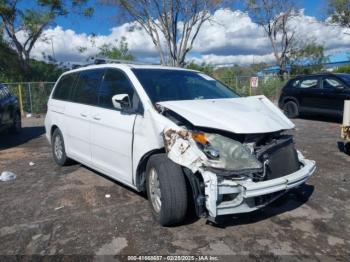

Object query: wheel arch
[282,96,300,107]
[135,149,207,217]
[135,148,166,192]
[50,124,59,138]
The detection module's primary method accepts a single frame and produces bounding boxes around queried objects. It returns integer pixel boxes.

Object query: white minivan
[45,62,316,226]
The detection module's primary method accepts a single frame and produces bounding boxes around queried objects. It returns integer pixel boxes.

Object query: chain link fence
[4,75,290,115]
[5,82,55,116]
[220,75,291,102]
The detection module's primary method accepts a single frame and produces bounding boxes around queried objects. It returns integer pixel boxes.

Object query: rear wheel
[283,101,299,118]
[52,128,70,166]
[146,154,188,226]
[9,112,21,134]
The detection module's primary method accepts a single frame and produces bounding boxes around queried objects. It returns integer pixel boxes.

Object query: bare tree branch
[246,0,299,77]
[101,0,222,67]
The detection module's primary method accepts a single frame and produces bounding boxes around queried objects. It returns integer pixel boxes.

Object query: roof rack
[92,57,161,66]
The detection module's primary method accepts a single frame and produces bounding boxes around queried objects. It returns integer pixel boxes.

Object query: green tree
[328,0,350,27]
[250,62,268,73]
[29,60,65,82]
[333,64,350,73]
[0,0,93,77]
[97,37,134,60]
[289,43,328,74]
[0,21,21,81]
[185,61,214,75]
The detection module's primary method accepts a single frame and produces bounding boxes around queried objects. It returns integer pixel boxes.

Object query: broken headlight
[192,132,262,171]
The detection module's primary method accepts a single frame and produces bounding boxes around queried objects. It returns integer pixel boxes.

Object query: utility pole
[49,37,56,61]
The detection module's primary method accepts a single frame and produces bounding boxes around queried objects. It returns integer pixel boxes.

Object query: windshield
[338,74,350,85]
[132,69,239,103]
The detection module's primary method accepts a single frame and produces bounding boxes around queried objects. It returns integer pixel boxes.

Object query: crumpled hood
[157,95,295,134]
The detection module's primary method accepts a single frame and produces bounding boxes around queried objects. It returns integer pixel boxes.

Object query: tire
[9,111,21,134]
[52,128,70,166]
[345,142,350,155]
[146,154,188,226]
[283,100,299,118]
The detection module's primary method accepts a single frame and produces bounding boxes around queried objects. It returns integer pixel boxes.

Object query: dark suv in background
[278,73,350,118]
[0,83,21,134]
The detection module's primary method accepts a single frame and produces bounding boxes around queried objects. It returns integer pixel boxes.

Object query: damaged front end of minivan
[158,98,316,220]
[163,128,316,219]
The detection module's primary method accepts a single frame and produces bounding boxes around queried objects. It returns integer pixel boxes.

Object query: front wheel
[283,101,299,118]
[146,154,188,226]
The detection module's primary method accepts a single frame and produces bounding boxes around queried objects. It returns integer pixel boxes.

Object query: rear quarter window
[291,79,300,88]
[52,73,78,101]
[71,69,105,106]
[283,79,299,90]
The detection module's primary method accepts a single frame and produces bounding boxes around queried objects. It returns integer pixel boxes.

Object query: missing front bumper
[203,156,316,217]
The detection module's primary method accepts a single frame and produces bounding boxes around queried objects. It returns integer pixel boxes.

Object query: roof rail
[92,57,161,66]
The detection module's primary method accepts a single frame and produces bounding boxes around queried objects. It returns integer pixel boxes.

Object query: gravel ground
[0,116,349,260]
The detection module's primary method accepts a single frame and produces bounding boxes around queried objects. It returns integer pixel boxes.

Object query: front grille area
[256,135,300,180]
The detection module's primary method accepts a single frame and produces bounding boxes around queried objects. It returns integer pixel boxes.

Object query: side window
[299,78,319,89]
[98,69,135,109]
[52,73,78,101]
[291,79,300,88]
[323,77,343,89]
[72,69,105,106]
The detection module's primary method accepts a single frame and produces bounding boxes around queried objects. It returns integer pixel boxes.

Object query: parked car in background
[278,73,350,118]
[45,62,316,226]
[0,83,21,134]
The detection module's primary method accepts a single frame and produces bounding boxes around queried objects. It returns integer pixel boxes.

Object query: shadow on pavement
[209,184,315,228]
[299,114,342,124]
[80,163,315,227]
[0,126,45,150]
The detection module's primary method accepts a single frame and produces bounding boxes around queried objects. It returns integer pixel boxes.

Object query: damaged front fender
[163,128,207,172]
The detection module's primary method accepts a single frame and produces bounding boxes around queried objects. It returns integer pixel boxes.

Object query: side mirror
[112,94,130,110]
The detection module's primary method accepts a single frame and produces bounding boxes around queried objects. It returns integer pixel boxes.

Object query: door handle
[80,113,88,117]
[92,115,101,121]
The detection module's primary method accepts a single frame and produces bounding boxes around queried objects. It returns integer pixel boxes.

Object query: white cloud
[193,9,270,56]
[27,23,158,64]
[24,9,350,66]
[192,53,276,66]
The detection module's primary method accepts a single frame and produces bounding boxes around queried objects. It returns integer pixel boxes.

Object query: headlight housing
[192,132,262,172]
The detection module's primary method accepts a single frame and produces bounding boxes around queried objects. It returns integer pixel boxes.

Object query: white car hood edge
[158,96,295,134]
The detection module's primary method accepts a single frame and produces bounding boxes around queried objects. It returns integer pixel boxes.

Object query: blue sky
[19,0,350,65]
[53,0,327,35]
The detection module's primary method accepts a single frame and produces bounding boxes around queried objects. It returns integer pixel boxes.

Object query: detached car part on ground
[45,65,316,226]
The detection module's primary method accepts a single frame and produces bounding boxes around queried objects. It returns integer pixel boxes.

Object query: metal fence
[220,75,290,102]
[4,75,289,115]
[5,82,55,116]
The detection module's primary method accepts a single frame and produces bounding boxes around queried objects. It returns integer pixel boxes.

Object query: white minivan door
[90,69,137,185]
[65,69,105,165]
